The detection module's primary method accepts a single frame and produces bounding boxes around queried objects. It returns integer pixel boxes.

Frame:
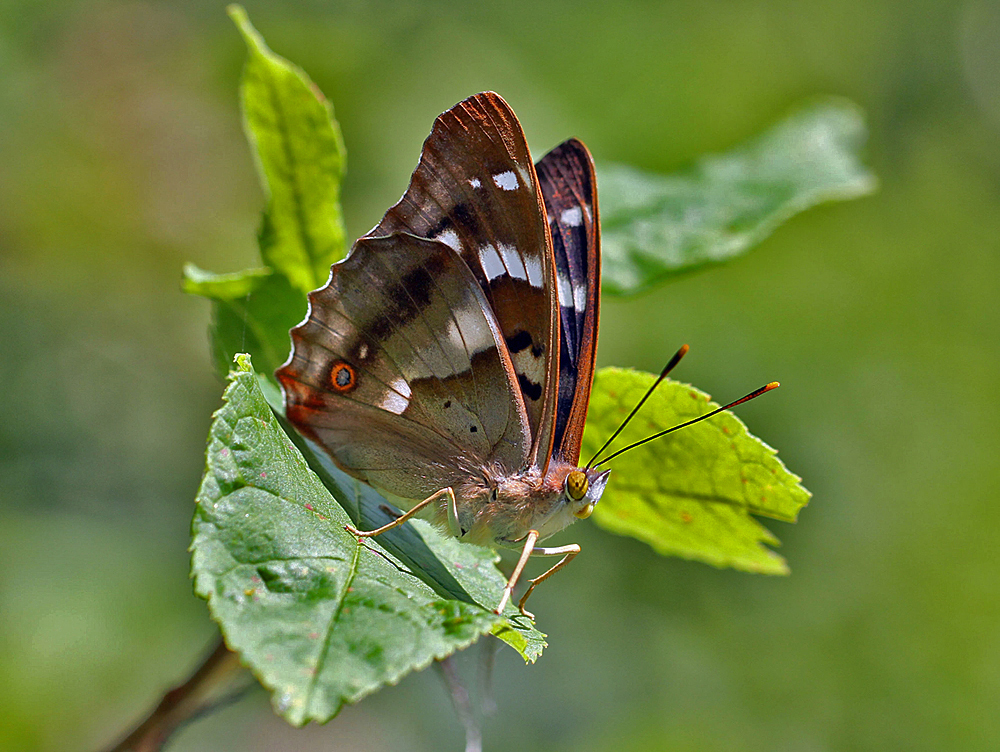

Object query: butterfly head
[564,468,611,520]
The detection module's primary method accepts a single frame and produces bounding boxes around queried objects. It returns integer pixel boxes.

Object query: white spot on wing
[381,378,411,414]
[395,378,411,399]
[493,171,519,191]
[560,206,583,227]
[469,177,481,189]
[445,319,464,353]
[446,303,495,360]
[436,229,461,251]
[479,244,506,281]
[557,271,574,309]
[511,349,545,397]
[479,243,529,283]
[573,282,587,312]
[358,343,369,359]
[516,165,533,191]
[523,255,543,286]
[498,243,527,281]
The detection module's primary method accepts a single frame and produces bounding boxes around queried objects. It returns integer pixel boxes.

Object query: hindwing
[276,234,531,500]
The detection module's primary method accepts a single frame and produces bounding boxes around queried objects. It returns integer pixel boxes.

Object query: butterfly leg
[495,530,540,616]
[345,487,455,538]
[516,544,580,620]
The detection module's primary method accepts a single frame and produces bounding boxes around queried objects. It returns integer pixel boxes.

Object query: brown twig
[102,636,251,752]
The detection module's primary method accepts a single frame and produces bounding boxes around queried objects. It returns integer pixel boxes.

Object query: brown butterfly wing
[367,92,559,470]
[276,234,531,501]
[535,139,601,466]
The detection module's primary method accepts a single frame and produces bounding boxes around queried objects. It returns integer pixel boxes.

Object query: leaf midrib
[304,539,362,711]
[261,58,320,289]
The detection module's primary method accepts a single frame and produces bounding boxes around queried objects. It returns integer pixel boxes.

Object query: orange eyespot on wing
[329,361,357,393]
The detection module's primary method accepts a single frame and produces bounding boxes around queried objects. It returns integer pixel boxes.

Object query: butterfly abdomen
[443,462,579,546]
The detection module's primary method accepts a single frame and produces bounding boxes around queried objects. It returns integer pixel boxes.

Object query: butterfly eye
[565,470,589,501]
[329,362,357,393]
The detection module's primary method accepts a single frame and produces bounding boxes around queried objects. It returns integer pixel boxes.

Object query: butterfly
[276,91,608,619]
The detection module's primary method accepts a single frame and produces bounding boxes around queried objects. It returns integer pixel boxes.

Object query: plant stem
[102,637,251,752]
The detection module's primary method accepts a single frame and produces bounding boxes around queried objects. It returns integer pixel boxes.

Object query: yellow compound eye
[566,470,589,501]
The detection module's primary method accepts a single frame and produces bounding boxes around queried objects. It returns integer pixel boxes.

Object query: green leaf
[229,4,347,293]
[269,404,546,663]
[597,99,876,295]
[581,368,810,574]
[185,8,348,379]
[192,356,543,724]
[183,264,305,380]
[182,263,272,299]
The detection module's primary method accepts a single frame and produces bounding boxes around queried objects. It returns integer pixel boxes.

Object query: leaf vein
[262,64,318,286]
[303,539,362,711]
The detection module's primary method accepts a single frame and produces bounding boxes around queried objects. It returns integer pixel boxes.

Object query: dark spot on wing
[427,202,478,241]
[559,305,578,366]
[506,330,532,353]
[470,425,478,433]
[365,311,393,342]
[398,261,436,309]
[444,399,451,408]
[452,203,476,230]
[364,253,445,340]
[427,215,452,238]
[517,372,543,402]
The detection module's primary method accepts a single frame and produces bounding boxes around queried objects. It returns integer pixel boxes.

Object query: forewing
[535,139,601,465]
[367,92,559,469]
[276,234,531,500]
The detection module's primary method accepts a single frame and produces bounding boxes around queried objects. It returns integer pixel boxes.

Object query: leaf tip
[226,4,249,27]
[233,352,254,374]
[180,262,203,294]
[227,4,264,52]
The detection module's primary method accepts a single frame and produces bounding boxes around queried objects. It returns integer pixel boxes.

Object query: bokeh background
[2,1,999,750]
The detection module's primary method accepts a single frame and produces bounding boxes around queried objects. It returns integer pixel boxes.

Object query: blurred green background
[2,0,998,750]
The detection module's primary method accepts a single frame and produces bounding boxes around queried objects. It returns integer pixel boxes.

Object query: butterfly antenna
[586,344,690,469]
[595,381,780,467]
